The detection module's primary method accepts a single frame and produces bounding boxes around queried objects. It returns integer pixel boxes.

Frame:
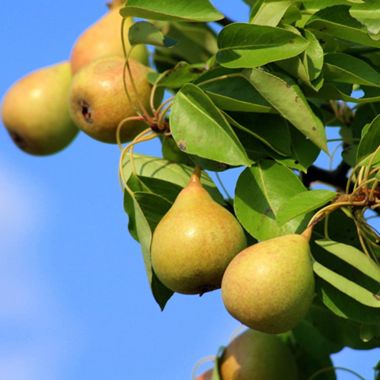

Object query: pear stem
[301,225,313,242]
[190,166,202,184]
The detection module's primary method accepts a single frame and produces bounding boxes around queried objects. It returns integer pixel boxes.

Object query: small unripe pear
[70,6,148,74]
[220,329,298,380]
[151,171,247,295]
[69,56,151,143]
[1,62,78,155]
[222,234,315,334]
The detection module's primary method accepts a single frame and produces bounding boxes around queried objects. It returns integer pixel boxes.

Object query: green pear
[151,171,247,295]
[1,62,78,155]
[69,56,151,143]
[70,5,148,74]
[219,329,298,380]
[222,234,315,334]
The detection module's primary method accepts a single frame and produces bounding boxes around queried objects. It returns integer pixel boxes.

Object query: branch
[216,16,235,27]
[301,161,351,192]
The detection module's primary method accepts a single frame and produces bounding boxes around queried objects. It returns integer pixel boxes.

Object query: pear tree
[2,0,380,379]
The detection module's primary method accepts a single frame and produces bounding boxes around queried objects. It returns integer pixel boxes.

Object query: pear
[196,369,213,380]
[219,329,298,380]
[69,56,151,143]
[70,5,148,74]
[222,234,315,334]
[1,62,78,155]
[151,171,247,295]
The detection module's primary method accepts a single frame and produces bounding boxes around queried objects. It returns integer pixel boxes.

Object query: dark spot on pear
[79,99,93,124]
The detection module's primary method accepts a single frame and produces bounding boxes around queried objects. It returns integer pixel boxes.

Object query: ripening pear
[1,62,78,155]
[70,5,148,74]
[222,234,315,334]
[196,370,213,380]
[219,329,298,380]
[151,171,247,295]
[69,56,151,143]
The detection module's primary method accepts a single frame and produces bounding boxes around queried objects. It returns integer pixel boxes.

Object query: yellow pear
[222,234,315,334]
[70,5,148,74]
[69,56,151,143]
[219,329,298,380]
[1,62,78,155]
[151,171,247,295]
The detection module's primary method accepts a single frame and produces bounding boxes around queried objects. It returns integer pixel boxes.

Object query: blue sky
[0,1,379,379]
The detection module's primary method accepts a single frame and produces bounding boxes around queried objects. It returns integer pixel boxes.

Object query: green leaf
[310,304,380,351]
[357,114,380,162]
[314,262,380,308]
[306,5,380,48]
[292,319,337,380]
[316,240,380,284]
[121,153,224,203]
[250,1,293,27]
[313,240,380,323]
[154,22,218,67]
[199,75,273,113]
[277,190,336,225]
[277,30,324,90]
[128,21,176,47]
[210,348,223,380]
[333,84,380,103]
[217,23,309,69]
[316,279,380,325]
[226,112,292,156]
[120,0,223,22]
[323,53,380,87]
[234,160,307,240]
[124,186,173,309]
[350,0,380,37]
[289,127,321,172]
[303,30,324,82]
[154,62,205,89]
[170,84,252,166]
[245,68,328,152]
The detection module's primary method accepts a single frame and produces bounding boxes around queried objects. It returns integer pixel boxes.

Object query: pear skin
[220,329,298,380]
[1,62,78,155]
[222,234,315,334]
[69,56,151,143]
[70,6,148,74]
[196,369,213,380]
[151,172,247,295]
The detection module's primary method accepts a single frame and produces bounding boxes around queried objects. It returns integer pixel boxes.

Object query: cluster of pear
[1,0,150,155]
[196,329,298,380]
[151,170,315,334]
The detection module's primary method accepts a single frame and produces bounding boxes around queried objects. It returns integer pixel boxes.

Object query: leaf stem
[308,366,365,380]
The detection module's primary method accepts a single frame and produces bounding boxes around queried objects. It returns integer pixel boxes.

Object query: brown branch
[215,16,235,27]
[301,161,351,192]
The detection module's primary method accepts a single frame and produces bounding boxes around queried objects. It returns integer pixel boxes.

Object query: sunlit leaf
[235,160,307,240]
[245,68,328,152]
[277,190,336,225]
[170,84,252,166]
[121,0,223,22]
[217,23,309,68]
